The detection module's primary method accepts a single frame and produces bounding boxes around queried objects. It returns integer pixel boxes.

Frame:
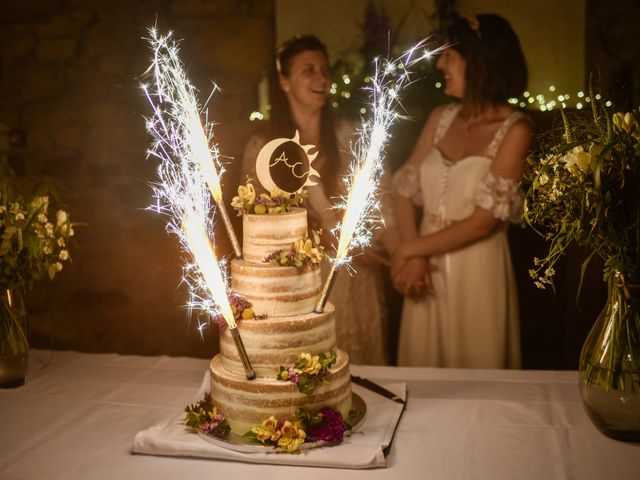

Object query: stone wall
[1,0,274,357]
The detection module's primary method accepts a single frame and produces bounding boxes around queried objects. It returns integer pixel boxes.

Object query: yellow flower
[277,420,306,453]
[294,238,323,264]
[299,352,321,375]
[613,111,636,133]
[252,416,281,443]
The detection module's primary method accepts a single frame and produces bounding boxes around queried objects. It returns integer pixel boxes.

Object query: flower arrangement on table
[231,179,307,215]
[523,102,640,287]
[522,93,640,438]
[0,182,77,357]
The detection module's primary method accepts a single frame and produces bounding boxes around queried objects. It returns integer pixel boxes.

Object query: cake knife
[350,375,405,404]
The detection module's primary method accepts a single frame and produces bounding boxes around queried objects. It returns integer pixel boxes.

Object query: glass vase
[579,277,640,441]
[0,287,29,388]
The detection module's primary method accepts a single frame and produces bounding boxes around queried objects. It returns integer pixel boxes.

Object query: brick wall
[1,0,274,357]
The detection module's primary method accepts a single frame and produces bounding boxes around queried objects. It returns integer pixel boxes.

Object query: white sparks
[142,27,234,326]
[332,40,441,267]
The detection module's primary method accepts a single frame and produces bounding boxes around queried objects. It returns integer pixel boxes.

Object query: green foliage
[523,96,640,288]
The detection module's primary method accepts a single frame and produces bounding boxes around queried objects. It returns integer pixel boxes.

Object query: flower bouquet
[523,95,640,440]
[0,181,77,386]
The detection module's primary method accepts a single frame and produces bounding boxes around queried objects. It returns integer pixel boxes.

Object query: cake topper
[255,130,320,194]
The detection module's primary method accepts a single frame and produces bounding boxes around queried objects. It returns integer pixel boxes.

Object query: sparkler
[144,28,241,258]
[142,27,254,379]
[315,43,439,313]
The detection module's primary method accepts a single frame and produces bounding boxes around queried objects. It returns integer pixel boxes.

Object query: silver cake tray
[197,392,367,454]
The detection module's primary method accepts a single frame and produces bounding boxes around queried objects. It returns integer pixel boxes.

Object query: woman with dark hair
[242,35,389,365]
[390,14,533,368]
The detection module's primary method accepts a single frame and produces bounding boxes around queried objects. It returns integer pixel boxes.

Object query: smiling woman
[390,14,533,369]
[241,35,390,366]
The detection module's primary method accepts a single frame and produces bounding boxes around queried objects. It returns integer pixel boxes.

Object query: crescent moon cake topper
[255,130,320,194]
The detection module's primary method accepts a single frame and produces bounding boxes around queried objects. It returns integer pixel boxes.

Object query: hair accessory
[466,13,481,39]
[275,57,282,74]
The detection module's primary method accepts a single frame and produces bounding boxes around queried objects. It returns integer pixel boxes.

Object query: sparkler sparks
[142,27,241,257]
[142,27,254,379]
[316,40,441,312]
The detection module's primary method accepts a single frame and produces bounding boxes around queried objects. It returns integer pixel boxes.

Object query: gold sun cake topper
[255,130,320,194]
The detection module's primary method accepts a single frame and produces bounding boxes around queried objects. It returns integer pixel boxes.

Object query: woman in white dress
[242,35,389,365]
[391,14,533,368]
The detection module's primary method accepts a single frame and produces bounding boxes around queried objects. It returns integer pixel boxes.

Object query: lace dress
[392,104,524,368]
[242,120,389,365]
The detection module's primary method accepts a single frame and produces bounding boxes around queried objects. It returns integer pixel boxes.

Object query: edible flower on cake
[184,393,230,438]
[231,178,307,215]
[264,230,324,270]
[277,350,337,395]
[211,291,262,330]
[184,393,353,453]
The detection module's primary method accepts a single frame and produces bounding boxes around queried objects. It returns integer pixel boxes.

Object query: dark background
[1,0,638,368]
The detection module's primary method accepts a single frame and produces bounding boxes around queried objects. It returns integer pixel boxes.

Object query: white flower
[54,262,63,272]
[56,210,74,236]
[15,212,25,221]
[38,213,47,223]
[57,237,66,247]
[59,250,69,260]
[231,183,256,212]
[44,245,53,255]
[45,223,54,236]
[0,205,6,214]
[563,146,591,175]
[538,173,549,185]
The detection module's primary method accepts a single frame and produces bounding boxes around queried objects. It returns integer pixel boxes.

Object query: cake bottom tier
[209,350,352,434]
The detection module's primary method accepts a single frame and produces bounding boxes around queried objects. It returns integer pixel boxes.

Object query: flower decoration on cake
[298,407,347,443]
[276,350,337,395]
[184,392,230,438]
[231,178,307,216]
[244,406,350,453]
[264,230,324,270]
[246,416,307,453]
[211,292,262,330]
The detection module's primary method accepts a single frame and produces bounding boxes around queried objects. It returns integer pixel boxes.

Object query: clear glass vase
[579,277,640,441]
[0,287,29,388]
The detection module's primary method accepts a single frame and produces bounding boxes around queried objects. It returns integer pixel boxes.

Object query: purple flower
[306,408,346,443]
[211,314,227,331]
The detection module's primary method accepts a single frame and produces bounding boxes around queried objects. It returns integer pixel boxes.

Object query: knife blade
[350,375,406,404]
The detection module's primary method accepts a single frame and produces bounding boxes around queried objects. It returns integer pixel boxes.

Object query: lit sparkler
[315,42,439,313]
[142,27,254,379]
[144,28,241,258]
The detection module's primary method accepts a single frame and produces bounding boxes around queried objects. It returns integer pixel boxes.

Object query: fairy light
[315,40,443,313]
[142,27,254,379]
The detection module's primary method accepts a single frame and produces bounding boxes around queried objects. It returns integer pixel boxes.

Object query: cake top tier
[242,207,308,264]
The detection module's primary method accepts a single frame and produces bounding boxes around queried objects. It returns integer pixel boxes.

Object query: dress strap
[485,111,528,159]
[434,103,462,144]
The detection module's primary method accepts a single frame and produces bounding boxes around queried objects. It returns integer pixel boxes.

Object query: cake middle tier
[219,303,336,378]
[230,258,321,317]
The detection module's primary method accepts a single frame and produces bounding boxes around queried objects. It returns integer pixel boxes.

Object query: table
[1,350,638,479]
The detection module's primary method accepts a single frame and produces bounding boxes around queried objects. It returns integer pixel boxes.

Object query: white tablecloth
[1,350,639,479]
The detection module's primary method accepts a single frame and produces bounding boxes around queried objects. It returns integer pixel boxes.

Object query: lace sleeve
[474,171,523,223]
[391,164,423,206]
